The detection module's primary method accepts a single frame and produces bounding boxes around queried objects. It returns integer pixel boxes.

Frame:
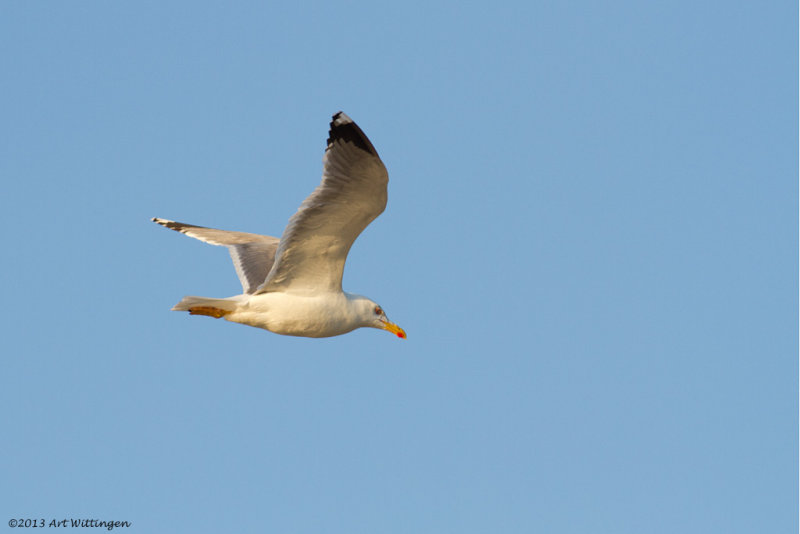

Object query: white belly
[226,291,360,338]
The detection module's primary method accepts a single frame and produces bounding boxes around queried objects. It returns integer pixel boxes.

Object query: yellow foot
[188,306,229,319]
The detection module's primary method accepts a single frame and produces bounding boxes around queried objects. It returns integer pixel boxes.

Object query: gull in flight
[153,112,405,339]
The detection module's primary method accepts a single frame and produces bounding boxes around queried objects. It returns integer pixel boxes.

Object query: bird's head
[355,297,406,339]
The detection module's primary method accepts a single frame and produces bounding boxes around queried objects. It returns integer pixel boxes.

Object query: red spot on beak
[397,332,406,339]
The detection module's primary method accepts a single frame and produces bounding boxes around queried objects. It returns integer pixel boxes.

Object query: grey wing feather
[256,112,388,294]
[152,217,279,294]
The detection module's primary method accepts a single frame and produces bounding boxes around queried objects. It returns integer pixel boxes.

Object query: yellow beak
[381,320,407,339]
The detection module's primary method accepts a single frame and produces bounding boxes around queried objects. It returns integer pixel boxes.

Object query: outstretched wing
[256,112,388,295]
[152,217,279,294]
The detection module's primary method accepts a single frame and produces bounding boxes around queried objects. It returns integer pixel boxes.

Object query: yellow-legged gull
[152,112,405,339]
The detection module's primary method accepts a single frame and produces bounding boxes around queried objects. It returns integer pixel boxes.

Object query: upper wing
[256,112,388,295]
[152,217,279,294]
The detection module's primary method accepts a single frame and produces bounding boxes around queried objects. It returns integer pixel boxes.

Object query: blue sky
[1,1,796,533]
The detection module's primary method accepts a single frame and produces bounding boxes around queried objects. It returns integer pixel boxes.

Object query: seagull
[153,112,405,339]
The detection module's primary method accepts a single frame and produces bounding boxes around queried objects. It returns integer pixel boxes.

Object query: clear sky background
[1,2,796,533]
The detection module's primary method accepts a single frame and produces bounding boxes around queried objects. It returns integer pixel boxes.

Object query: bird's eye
[374,306,383,315]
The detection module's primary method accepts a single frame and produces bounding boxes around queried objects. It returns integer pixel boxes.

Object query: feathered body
[153,112,405,339]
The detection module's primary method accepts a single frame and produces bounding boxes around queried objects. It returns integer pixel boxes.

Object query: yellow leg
[188,306,230,319]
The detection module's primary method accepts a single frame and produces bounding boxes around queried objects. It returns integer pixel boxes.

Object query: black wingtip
[152,218,202,233]
[326,111,379,156]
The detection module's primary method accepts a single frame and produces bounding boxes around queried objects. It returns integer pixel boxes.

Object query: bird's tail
[171,296,239,318]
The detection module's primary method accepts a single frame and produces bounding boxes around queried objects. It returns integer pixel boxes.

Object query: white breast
[226,291,362,338]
